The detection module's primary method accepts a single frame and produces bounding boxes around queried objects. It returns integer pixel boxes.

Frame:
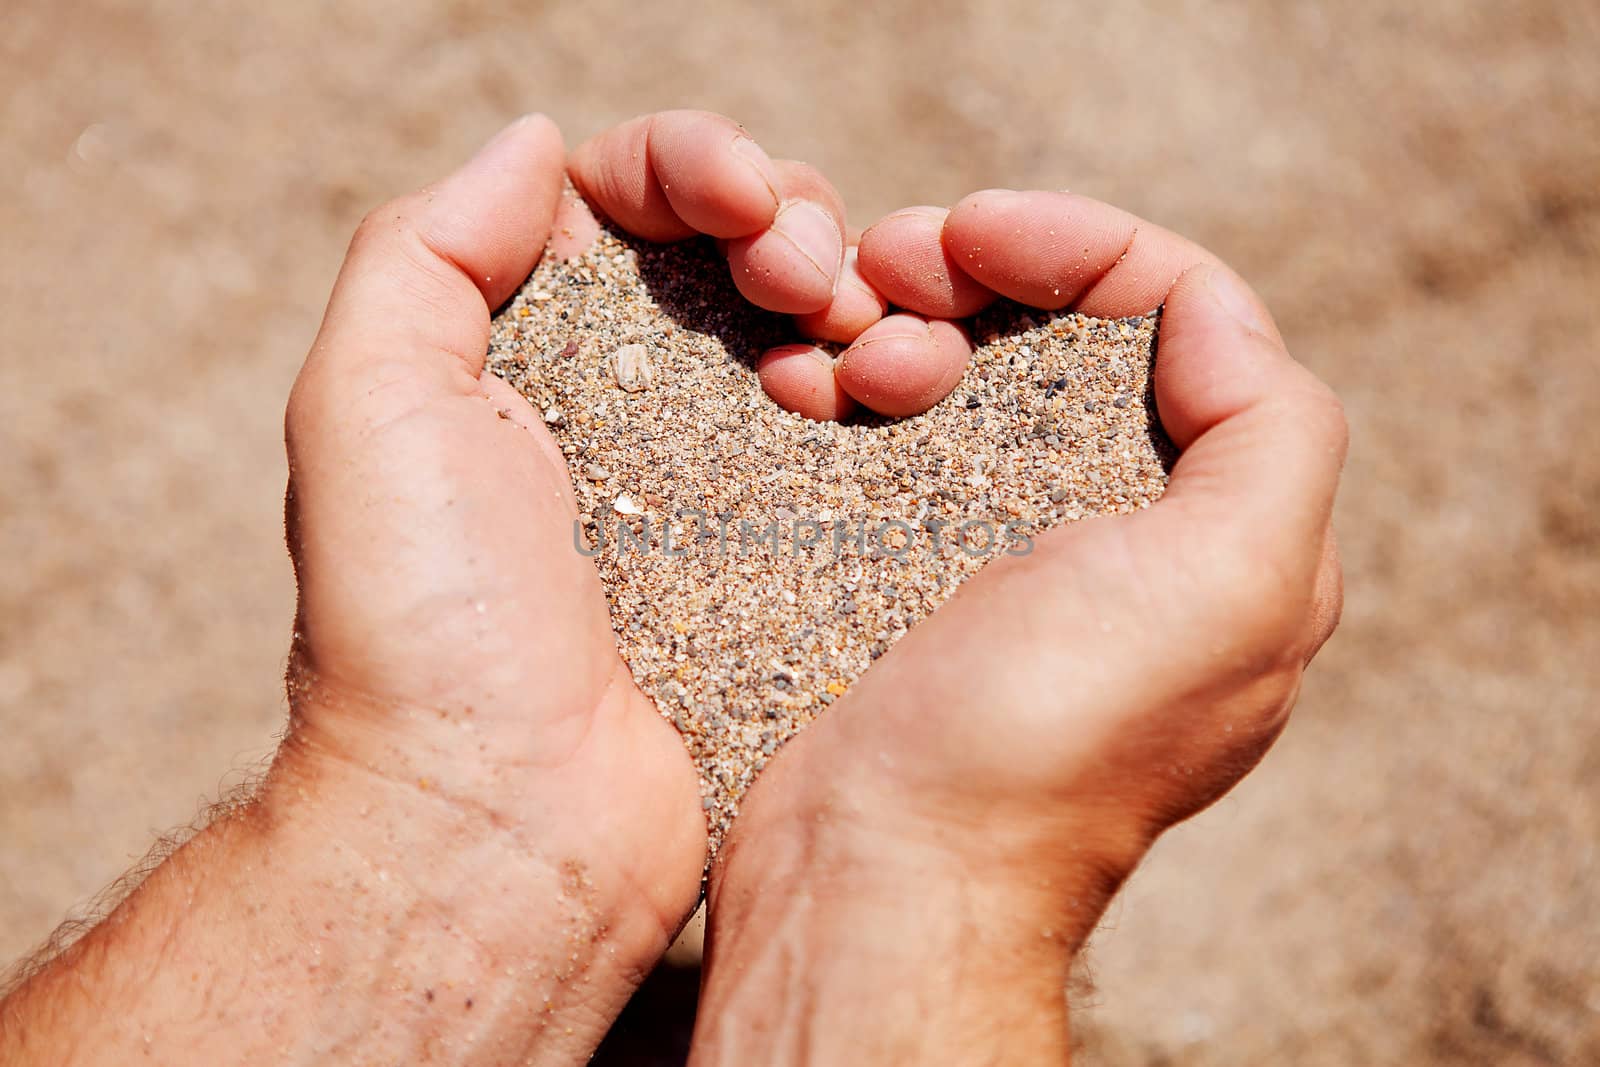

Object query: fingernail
[852,318,932,345]
[799,345,836,369]
[1204,266,1272,337]
[730,136,781,208]
[464,114,534,173]
[773,201,844,280]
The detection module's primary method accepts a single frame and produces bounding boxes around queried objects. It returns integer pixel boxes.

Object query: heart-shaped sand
[487,215,1170,849]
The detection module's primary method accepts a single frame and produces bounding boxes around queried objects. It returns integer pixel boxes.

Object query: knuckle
[1297,376,1350,461]
[351,194,422,254]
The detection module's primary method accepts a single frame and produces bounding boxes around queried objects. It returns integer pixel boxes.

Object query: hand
[691,192,1347,1063]
[0,111,865,1067]
[278,109,874,1058]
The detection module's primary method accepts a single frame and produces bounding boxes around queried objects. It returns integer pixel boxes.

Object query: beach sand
[10,5,1599,1061]
[487,211,1170,850]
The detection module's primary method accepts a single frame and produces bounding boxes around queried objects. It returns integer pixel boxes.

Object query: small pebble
[584,463,611,481]
[612,343,655,392]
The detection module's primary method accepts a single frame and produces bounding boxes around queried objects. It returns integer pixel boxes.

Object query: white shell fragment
[611,343,654,392]
[613,493,644,515]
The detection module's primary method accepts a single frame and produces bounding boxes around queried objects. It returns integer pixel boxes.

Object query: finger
[726,160,846,314]
[769,159,846,230]
[856,206,996,318]
[568,110,781,241]
[571,118,845,315]
[1137,264,1348,637]
[549,182,603,260]
[283,115,585,701]
[938,189,1284,343]
[291,114,566,443]
[794,246,890,343]
[756,344,858,422]
[833,314,972,417]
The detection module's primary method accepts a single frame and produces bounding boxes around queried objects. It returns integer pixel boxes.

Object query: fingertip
[517,112,563,148]
[421,113,566,307]
[835,314,972,417]
[1146,264,1345,601]
[794,248,888,343]
[1155,264,1294,448]
[568,115,696,242]
[726,199,843,314]
[649,110,782,238]
[769,159,848,237]
[549,183,603,260]
[471,112,563,159]
[942,189,1137,311]
[442,112,565,208]
[757,344,857,422]
[308,114,567,431]
[857,207,996,319]
[1193,260,1284,346]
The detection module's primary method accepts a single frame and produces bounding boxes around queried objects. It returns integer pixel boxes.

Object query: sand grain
[488,211,1171,850]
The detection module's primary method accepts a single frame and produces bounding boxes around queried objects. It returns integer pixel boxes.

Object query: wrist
[692,746,1126,1066]
[699,837,1073,1067]
[244,677,705,1061]
[242,750,678,1061]
[4,669,703,1067]
[265,725,690,966]
[274,667,705,953]
[2,776,673,1066]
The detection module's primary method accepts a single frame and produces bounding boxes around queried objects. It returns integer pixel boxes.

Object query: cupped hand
[803,191,1347,868]
[274,110,862,1058]
[692,192,1347,1062]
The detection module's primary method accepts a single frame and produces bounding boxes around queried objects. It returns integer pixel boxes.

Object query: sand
[486,210,1170,850]
[11,6,1599,1062]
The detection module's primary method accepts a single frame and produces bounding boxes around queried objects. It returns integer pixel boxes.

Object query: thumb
[289,114,565,458]
[1137,264,1349,644]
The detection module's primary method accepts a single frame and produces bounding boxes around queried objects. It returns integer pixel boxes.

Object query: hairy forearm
[0,754,669,1065]
[690,785,1106,1066]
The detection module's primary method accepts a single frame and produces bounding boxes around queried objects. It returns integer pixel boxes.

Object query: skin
[0,113,1346,1065]
[0,110,847,1066]
[692,193,1347,1064]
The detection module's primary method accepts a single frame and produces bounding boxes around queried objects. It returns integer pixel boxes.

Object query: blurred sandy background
[3,2,1597,1062]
